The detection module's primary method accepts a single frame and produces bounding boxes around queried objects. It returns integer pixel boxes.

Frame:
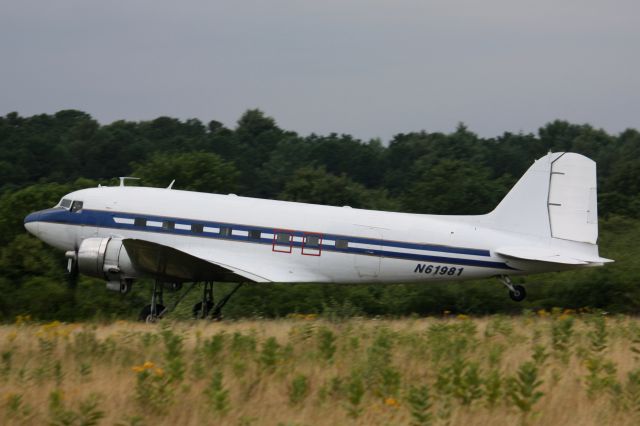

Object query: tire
[193,301,214,318]
[138,304,166,322]
[120,280,133,294]
[509,285,527,302]
[165,282,183,292]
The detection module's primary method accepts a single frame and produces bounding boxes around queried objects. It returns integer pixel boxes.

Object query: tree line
[0,110,638,321]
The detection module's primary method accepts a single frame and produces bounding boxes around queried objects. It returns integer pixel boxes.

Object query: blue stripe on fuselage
[30,208,513,270]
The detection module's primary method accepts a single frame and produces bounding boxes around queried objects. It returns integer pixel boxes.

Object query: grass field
[1,313,640,425]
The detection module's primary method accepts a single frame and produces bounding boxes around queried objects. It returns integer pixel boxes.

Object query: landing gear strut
[139,279,166,322]
[192,282,244,320]
[137,281,244,322]
[499,275,527,302]
[193,281,214,319]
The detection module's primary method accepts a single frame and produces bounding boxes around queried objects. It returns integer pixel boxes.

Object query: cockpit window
[70,201,83,213]
[60,199,72,209]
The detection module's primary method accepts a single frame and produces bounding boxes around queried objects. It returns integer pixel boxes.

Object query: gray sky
[1,0,638,141]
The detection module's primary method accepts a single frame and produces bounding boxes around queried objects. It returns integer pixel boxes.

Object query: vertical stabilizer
[487,152,599,244]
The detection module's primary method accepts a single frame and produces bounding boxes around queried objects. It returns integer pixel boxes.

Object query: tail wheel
[509,285,527,302]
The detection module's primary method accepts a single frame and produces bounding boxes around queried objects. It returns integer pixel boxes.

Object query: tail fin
[487,152,598,244]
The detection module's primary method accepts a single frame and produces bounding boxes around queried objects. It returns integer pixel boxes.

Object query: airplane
[24,152,613,321]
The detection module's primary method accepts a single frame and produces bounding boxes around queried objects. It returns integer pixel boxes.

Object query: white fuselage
[24,186,579,284]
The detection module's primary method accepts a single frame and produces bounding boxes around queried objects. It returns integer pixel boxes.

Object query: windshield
[59,198,72,209]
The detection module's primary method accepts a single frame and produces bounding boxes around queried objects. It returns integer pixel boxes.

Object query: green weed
[344,372,365,419]
[161,328,185,383]
[205,371,230,414]
[551,315,574,364]
[289,374,310,405]
[507,361,544,421]
[317,327,337,362]
[407,384,432,426]
[260,337,281,371]
[48,389,104,426]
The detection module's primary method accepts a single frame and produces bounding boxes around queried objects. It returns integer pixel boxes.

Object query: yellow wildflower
[15,314,32,325]
[132,365,145,373]
[142,361,155,370]
[384,397,399,407]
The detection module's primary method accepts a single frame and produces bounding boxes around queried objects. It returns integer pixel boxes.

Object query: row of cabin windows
[131,218,349,248]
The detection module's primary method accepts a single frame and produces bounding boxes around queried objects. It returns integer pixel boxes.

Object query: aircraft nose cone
[24,211,41,236]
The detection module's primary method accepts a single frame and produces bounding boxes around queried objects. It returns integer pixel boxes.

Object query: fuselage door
[352,226,382,279]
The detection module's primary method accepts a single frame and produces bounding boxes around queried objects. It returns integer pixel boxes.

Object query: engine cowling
[74,237,137,292]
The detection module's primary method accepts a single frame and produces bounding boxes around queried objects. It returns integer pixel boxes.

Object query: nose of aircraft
[24,211,41,236]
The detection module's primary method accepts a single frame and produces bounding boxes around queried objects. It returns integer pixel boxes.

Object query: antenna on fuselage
[167,180,175,189]
[118,177,140,187]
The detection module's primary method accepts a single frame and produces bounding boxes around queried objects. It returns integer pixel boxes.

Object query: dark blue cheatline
[26,208,514,270]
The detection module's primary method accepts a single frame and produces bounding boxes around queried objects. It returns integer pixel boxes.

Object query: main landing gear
[139,280,244,323]
[139,280,167,322]
[499,275,527,302]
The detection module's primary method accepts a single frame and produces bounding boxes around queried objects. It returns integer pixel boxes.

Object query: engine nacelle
[74,237,137,292]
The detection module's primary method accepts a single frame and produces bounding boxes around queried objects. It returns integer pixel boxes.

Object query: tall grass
[1,313,639,425]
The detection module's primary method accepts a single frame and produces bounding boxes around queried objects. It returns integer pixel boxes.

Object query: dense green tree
[131,152,239,193]
[401,159,511,214]
[306,134,386,188]
[279,166,399,211]
[0,109,639,320]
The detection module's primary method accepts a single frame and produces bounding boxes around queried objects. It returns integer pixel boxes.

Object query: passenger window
[134,218,146,227]
[249,230,261,240]
[276,233,291,244]
[70,201,84,213]
[162,221,175,230]
[192,224,204,233]
[60,199,72,209]
[305,235,320,247]
[220,227,232,237]
[273,231,293,253]
[335,239,349,249]
[302,233,322,256]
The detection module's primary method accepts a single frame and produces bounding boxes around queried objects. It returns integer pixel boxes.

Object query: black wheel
[165,282,183,292]
[211,308,223,321]
[120,279,133,294]
[193,301,214,318]
[509,285,527,302]
[138,304,166,322]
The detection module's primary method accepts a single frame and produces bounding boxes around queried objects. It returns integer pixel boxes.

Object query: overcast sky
[1,0,638,141]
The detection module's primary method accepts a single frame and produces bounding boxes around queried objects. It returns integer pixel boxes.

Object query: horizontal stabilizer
[495,246,613,265]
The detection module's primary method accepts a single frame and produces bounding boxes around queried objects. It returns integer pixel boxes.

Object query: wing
[122,239,270,283]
